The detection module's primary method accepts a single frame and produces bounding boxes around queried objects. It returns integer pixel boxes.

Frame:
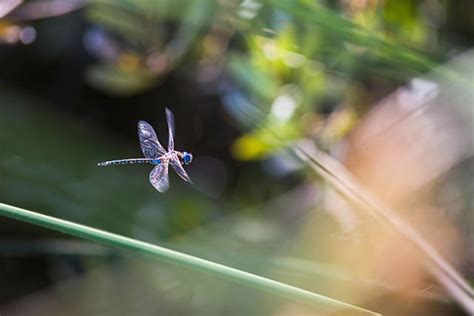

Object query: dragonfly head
[182,152,193,165]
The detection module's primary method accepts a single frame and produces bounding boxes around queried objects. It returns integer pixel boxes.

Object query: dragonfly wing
[138,120,167,158]
[170,156,192,183]
[165,108,175,152]
[149,163,169,192]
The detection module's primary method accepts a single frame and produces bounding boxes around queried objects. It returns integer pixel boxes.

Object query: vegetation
[0,1,472,315]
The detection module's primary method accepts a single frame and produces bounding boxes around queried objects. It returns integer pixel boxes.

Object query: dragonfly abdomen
[97,158,160,166]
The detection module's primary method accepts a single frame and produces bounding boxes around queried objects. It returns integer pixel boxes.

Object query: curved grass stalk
[0,202,379,316]
[293,143,474,314]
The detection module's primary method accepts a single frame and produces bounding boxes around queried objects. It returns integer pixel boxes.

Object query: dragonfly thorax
[156,151,181,165]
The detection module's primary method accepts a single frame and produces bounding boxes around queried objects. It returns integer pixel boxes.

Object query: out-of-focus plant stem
[294,143,474,314]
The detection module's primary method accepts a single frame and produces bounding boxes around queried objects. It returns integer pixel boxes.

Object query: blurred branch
[5,0,85,22]
[0,0,22,19]
[293,142,474,314]
[0,202,380,316]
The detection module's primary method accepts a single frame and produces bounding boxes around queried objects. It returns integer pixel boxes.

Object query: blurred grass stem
[294,144,474,314]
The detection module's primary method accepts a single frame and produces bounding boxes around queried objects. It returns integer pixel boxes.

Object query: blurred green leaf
[85,63,156,96]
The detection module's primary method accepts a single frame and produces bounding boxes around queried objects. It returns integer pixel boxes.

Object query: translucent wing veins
[170,156,192,183]
[149,163,169,192]
[165,108,175,152]
[138,120,166,158]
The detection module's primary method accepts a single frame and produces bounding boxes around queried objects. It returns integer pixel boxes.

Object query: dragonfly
[98,108,193,193]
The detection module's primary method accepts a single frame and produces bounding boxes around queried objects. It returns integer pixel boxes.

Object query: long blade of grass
[0,202,379,316]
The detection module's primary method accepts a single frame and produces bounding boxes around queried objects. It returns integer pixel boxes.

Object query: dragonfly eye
[182,152,193,165]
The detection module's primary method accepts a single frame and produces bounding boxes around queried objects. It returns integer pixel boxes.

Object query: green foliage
[83,0,458,159]
[1,0,472,314]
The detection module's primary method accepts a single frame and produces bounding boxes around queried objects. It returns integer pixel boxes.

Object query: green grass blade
[0,202,380,315]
